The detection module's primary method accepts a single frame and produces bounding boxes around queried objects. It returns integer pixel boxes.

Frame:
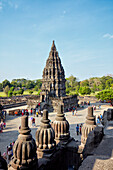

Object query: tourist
[3,121,6,129]
[41,110,43,117]
[99,104,101,109]
[97,116,100,124]
[2,152,7,160]
[79,124,82,135]
[72,110,74,116]
[32,118,35,127]
[22,109,24,116]
[30,108,33,115]
[34,108,36,117]
[36,108,38,117]
[76,124,79,135]
[8,146,12,161]
[100,114,103,121]
[74,107,77,116]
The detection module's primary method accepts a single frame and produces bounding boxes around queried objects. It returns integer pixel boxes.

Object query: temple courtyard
[0,102,112,155]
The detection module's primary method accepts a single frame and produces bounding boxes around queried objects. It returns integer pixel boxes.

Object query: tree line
[0,75,113,102]
[0,79,42,97]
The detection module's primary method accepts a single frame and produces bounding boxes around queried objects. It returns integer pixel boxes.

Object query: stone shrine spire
[8,116,37,170]
[41,41,66,99]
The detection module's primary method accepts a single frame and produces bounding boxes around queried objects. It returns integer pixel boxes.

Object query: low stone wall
[50,95,78,112]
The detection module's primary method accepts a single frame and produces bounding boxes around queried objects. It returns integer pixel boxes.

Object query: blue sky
[0,0,113,82]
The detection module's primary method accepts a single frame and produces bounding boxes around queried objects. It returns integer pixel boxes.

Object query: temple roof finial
[51,40,56,51]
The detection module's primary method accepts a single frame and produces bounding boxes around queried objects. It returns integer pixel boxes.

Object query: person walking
[76,124,79,135]
[79,124,82,135]
[72,110,74,116]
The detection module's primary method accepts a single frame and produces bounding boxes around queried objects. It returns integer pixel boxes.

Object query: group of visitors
[76,124,83,135]
[92,104,101,111]
[30,108,43,117]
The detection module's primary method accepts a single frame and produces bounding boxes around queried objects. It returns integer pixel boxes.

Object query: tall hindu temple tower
[41,41,66,100]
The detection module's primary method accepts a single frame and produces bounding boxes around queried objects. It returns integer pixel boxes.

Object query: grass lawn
[0,92,6,97]
[0,91,38,97]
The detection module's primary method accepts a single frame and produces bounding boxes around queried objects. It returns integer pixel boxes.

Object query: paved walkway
[0,103,112,156]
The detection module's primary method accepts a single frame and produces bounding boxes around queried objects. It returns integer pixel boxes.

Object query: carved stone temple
[41,40,66,99]
[39,41,78,112]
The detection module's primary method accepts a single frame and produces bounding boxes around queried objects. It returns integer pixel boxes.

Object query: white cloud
[103,33,113,39]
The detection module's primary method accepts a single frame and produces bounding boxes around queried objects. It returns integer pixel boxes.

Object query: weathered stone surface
[107,109,113,121]
[81,107,96,146]
[83,126,104,158]
[8,116,37,170]
[52,105,70,143]
[36,109,56,158]
[79,155,113,170]
[79,114,113,170]
[101,110,107,126]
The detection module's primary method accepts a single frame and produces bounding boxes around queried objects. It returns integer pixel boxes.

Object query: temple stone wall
[50,95,78,112]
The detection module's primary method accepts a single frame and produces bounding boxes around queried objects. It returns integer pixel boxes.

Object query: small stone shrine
[81,106,97,146]
[52,104,70,144]
[8,116,37,170]
[36,109,56,159]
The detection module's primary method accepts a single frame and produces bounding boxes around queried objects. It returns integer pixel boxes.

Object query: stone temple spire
[52,104,70,144]
[41,41,66,99]
[36,109,56,158]
[81,107,96,146]
[8,116,37,170]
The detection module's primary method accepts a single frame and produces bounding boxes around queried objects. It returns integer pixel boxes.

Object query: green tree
[37,89,41,96]
[79,87,91,95]
[36,79,42,89]
[4,85,10,96]
[26,81,35,89]
[29,90,33,94]
[80,80,89,87]
[106,79,113,89]
[8,91,13,97]
[96,89,113,104]
[13,91,17,96]
[11,81,18,88]
[0,83,3,92]
[10,87,14,91]
[2,79,11,88]
[17,88,24,95]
